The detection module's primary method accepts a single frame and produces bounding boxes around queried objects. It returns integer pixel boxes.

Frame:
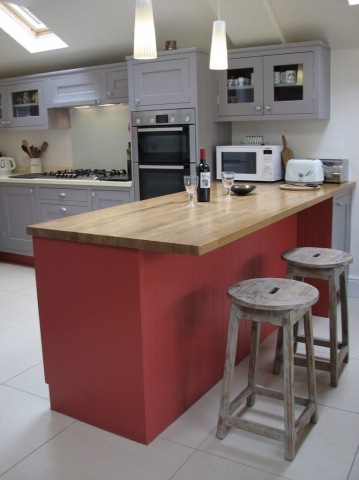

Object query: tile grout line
[1,361,44,384]
[1,382,50,402]
[346,443,359,480]
[0,419,78,478]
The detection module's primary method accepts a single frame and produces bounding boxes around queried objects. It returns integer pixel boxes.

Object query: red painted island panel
[33,212,317,444]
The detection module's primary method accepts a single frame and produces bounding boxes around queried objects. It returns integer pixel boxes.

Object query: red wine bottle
[197,148,210,202]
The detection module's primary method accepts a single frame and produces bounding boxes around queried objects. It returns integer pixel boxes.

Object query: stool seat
[282,247,353,269]
[228,278,319,311]
[275,247,353,387]
[217,277,319,461]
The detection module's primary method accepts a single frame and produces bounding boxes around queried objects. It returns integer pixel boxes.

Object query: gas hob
[10,169,130,182]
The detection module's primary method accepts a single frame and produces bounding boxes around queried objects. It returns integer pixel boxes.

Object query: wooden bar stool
[217,278,319,461]
[273,247,353,387]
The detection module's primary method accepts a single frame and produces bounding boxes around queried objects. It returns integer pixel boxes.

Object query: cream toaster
[285,159,324,185]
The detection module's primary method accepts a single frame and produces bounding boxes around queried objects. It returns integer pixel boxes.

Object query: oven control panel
[132,108,195,126]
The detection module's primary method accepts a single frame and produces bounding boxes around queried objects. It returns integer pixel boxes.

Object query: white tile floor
[1,261,359,480]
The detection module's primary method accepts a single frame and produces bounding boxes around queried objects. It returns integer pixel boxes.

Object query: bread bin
[320,159,348,183]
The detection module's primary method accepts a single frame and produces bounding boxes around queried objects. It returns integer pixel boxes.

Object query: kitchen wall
[232,48,359,288]
[0,104,130,173]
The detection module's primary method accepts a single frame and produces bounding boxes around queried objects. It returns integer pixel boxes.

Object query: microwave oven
[216,145,283,182]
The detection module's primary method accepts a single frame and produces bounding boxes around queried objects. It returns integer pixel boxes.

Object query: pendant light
[209,0,228,70]
[134,0,157,60]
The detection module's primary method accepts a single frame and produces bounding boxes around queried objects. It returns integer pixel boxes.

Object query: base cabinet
[332,191,352,254]
[0,183,134,256]
[91,189,132,210]
[1,186,38,254]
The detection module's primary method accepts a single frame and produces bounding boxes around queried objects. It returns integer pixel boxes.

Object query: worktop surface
[27,181,355,256]
[0,175,132,187]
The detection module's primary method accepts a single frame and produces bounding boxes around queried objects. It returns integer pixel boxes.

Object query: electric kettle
[0,157,16,175]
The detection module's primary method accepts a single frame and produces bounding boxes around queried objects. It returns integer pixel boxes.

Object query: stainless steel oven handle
[137,127,184,132]
[138,165,185,170]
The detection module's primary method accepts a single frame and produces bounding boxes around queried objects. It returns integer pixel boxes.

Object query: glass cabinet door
[263,52,314,115]
[0,87,8,128]
[218,57,263,117]
[7,81,45,128]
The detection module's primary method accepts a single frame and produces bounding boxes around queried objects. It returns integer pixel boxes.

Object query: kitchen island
[27,181,355,444]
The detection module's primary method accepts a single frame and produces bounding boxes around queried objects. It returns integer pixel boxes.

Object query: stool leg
[273,327,283,375]
[217,305,240,440]
[303,309,318,424]
[283,318,296,461]
[247,321,261,407]
[329,274,339,387]
[339,271,349,364]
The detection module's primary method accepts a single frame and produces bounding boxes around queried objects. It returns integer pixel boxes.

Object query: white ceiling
[0,0,358,79]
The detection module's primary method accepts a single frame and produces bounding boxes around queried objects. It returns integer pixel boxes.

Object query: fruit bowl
[231,184,257,196]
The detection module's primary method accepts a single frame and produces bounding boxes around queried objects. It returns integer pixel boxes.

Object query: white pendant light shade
[134,0,157,59]
[209,20,228,70]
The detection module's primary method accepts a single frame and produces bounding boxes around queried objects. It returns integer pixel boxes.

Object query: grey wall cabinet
[91,188,133,210]
[101,66,129,104]
[217,41,330,121]
[127,49,202,110]
[332,191,352,254]
[1,186,38,254]
[0,81,46,129]
[46,72,102,108]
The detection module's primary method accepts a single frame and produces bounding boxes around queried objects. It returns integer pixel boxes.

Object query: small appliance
[285,159,324,185]
[0,157,16,175]
[216,145,283,182]
[321,159,348,183]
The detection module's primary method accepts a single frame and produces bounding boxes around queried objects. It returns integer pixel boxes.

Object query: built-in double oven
[132,109,196,201]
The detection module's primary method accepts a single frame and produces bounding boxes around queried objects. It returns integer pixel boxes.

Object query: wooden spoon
[40,142,49,156]
[22,140,31,157]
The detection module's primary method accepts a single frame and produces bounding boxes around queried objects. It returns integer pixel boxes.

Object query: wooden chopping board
[281,135,294,167]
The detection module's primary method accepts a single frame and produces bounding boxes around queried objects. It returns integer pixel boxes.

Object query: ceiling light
[0,1,68,53]
[210,1,228,70]
[348,0,359,4]
[134,0,157,60]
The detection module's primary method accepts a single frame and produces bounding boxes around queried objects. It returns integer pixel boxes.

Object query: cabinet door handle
[135,98,140,106]
[92,192,97,197]
[29,189,33,194]
[265,106,271,112]
[2,121,7,125]
[337,202,343,206]
[6,121,11,125]
[60,207,67,212]
[59,192,66,197]
[108,91,113,97]
[255,106,262,112]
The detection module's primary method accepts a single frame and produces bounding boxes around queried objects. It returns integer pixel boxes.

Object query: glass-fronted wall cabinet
[0,81,46,129]
[217,41,330,121]
[0,87,8,128]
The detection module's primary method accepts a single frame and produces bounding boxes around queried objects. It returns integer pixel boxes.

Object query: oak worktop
[27,181,355,256]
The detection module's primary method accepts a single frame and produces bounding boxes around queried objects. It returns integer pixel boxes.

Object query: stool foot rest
[255,386,311,407]
[293,345,349,373]
[295,334,346,350]
[228,386,252,416]
[225,416,285,442]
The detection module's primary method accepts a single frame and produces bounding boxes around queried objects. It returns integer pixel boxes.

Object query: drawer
[39,187,88,202]
[40,203,89,221]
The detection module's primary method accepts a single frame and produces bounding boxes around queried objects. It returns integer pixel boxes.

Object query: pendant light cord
[218,0,220,20]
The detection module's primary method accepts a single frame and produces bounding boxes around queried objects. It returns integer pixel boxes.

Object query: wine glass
[184,175,198,207]
[222,171,235,200]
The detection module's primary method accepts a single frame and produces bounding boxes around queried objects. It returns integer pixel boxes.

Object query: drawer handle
[60,207,67,212]
[92,192,97,197]
[135,98,140,106]
[29,188,33,194]
[59,192,66,197]
[337,202,343,207]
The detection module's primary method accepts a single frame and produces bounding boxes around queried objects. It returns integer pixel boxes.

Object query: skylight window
[0,1,68,53]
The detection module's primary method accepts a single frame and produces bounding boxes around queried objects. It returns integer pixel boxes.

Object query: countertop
[27,181,355,256]
[0,174,133,188]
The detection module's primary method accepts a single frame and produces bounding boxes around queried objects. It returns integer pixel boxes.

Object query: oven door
[134,163,195,201]
[134,125,196,164]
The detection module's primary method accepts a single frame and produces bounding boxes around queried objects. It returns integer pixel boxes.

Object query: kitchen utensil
[285,159,324,185]
[40,142,49,155]
[281,135,294,167]
[21,145,30,155]
[0,157,16,175]
[231,184,257,195]
[22,140,31,157]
